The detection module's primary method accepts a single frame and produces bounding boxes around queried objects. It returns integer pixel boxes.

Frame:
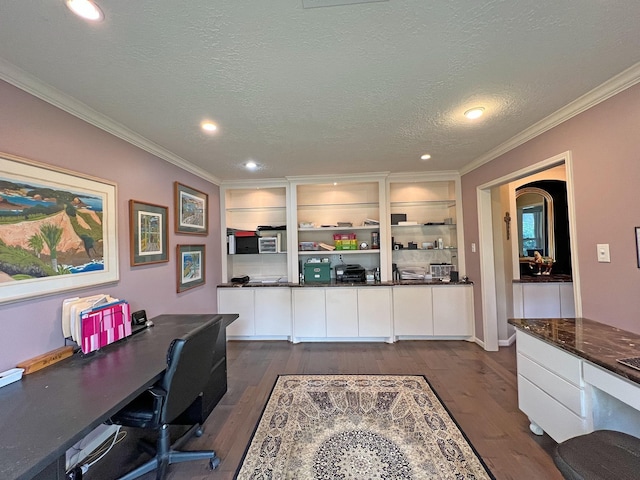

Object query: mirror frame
[515,187,555,259]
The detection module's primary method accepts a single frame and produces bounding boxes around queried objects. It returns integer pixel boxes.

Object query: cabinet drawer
[516,330,581,386]
[518,375,586,443]
[517,353,583,415]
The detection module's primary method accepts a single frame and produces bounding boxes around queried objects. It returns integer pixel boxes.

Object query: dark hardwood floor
[89,340,563,480]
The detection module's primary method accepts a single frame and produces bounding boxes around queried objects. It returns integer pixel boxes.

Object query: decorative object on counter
[359,241,369,250]
[15,346,74,374]
[408,242,418,249]
[174,182,208,235]
[450,270,459,282]
[530,251,554,275]
[235,375,493,480]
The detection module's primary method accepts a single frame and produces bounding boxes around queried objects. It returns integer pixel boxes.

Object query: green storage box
[303,262,331,283]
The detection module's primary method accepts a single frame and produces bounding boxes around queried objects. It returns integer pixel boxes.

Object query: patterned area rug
[236,375,494,479]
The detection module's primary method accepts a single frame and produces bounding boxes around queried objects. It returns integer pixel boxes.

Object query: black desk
[0,313,237,480]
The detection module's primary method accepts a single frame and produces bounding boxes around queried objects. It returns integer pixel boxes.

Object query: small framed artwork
[129,200,169,266]
[177,244,206,292]
[636,227,640,268]
[174,182,208,235]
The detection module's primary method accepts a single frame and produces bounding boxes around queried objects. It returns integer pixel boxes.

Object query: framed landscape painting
[176,244,205,292]
[174,182,208,235]
[129,200,169,266]
[0,152,118,304]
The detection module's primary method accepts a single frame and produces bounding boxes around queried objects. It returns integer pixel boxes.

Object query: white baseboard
[499,333,517,347]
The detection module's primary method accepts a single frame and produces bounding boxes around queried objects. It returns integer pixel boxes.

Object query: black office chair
[553,430,640,479]
[109,319,222,480]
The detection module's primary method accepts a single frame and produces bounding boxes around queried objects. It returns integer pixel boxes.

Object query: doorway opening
[476,151,581,351]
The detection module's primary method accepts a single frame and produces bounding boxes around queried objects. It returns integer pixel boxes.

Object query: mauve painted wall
[0,80,221,371]
[462,83,640,340]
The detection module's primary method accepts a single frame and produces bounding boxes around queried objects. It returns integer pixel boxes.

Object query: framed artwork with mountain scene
[0,152,118,304]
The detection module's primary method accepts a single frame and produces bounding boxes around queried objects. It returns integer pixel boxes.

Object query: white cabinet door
[218,288,255,336]
[326,288,358,337]
[293,288,326,337]
[393,286,434,336]
[357,288,392,337]
[523,284,561,318]
[255,288,292,336]
[432,285,473,336]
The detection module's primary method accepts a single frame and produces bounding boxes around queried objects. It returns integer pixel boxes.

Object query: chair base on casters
[118,423,220,480]
[553,430,640,480]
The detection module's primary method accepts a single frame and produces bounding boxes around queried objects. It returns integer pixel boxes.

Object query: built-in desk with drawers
[509,317,640,443]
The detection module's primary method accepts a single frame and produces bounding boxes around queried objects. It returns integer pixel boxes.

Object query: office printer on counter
[334,264,366,283]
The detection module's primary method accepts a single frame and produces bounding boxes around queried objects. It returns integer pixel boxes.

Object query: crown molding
[460,61,640,176]
[0,59,221,186]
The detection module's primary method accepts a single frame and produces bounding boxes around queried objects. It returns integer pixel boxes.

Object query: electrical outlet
[471,243,476,253]
[596,244,610,263]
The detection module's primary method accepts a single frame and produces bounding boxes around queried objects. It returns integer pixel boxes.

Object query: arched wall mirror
[516,187,555,258]
[515,179,572,277]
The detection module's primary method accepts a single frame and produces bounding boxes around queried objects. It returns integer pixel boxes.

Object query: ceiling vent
[302,0,388,9]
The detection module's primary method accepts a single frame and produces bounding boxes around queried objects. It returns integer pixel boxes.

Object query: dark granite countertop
[509,317,640,384]
[513,274,573,283]
[218,280,473,288]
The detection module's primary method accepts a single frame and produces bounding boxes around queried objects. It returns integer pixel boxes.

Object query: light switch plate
[597,243,610,263]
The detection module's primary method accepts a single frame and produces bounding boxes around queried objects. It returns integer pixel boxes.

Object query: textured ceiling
[0,1,639,182]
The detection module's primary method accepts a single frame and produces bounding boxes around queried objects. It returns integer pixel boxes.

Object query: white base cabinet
[513,282,575,318]
[393,286,434,336]
[432,285,473,336]
[218,287,291,338]
[218,284,474,341]
[393,284,473,338]
[293,287,392,341]
[292,288,326,338]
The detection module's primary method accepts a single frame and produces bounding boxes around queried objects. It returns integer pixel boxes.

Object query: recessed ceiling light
[245,161,257,170]
[464,107,485,120]
[201,121,218,133]
[420,154,431,160]
[65,0,104,21]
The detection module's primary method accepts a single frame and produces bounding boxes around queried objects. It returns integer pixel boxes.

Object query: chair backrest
[159,317,221,423]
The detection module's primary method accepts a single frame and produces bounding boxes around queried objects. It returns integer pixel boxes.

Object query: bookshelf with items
[289,174,389,283]
[220,182,290,283]
[387,174,464,281]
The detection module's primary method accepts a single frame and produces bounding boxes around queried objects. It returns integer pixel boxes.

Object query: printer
[334,264,366,283]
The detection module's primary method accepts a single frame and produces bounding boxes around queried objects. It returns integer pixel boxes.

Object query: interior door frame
[476,150,582,351]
